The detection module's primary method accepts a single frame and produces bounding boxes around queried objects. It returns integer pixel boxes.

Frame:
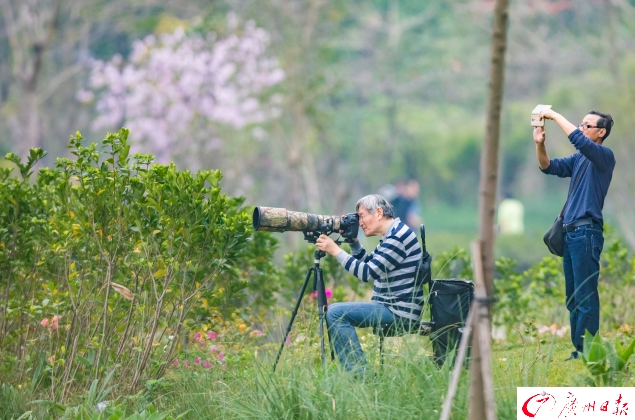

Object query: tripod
[272,239,337,373]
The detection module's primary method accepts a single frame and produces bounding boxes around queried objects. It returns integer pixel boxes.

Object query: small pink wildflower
[207,331,218,340]
[218,353,225,360]
[183,360,189,366]
[40,318,50,327]
[172,359,178,365]
[310,288,333,300]
[250,329,264,337]
[203,360,211,368]
[538,324,568,337]
[194,357,201,364]
[194,332,202,339]
[48,355,55,364]
[50,315,60,330]
[211,347,217,353]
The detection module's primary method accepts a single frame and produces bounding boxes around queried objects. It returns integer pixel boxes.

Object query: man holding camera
[534,109,615,361]
[315,194,423,372]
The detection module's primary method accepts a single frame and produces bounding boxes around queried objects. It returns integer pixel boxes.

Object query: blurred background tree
[2,0,635,267]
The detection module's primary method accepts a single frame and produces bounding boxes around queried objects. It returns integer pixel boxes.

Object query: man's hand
[533,126,545,145]
[539,108,557,120]
[315,234,342,257]
[539,107,576,137]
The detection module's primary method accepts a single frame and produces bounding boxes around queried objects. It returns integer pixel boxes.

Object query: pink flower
[207,331,218,340]
[310,289,333,300]
[203,361,211,368]
[218,353,225,360]
[172,359,178,365]
[249,329,264,337]
[48,355,55,364]
[50,315,60,330]
[184,360,189,366]
[40,318,50,327]
[194,332,202,339]
[194,357,201,364]
[537,324,569,337]
[211,347,217,353]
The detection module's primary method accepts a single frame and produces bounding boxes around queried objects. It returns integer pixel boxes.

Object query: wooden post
[439,302,475,420]
[469,240,497,420]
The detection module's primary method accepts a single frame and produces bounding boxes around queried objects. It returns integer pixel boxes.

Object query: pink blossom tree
[79,14,284,166]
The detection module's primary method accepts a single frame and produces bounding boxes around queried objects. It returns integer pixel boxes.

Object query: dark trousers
[563,224,604,352]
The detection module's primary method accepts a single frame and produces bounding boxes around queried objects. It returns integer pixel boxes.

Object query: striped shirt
[336,218,423,321]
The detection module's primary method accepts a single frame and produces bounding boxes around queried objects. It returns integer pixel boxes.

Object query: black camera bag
[429,279,474,366]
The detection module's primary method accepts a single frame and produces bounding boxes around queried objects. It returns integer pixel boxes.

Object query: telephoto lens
[252,207,342,233]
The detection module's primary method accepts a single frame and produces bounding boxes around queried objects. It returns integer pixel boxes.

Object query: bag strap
[559,158,590,217]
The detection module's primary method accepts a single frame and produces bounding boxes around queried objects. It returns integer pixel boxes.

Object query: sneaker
[564,351,579,361]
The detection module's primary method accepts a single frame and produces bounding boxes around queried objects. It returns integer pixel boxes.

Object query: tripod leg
[380,334,385,367]
[315,267,332,367]
[272,267,314,374]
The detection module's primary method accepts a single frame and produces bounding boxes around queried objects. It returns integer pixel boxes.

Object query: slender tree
[470,0,509,418]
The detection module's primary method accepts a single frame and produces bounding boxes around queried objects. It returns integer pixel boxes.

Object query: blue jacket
[541,129,615,225]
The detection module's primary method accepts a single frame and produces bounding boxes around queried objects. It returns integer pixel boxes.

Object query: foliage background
[3,1,635,419]
[2,0,635,266]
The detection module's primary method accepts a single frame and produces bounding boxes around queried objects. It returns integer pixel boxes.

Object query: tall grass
[139,325,635,420]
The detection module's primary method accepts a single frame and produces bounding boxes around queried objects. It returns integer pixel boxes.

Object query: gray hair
[355,194,395,219]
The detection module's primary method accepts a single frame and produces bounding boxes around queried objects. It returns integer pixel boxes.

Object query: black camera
[253,207,359,243]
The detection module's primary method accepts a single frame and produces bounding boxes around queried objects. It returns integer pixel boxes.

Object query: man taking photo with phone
[534,109,615,361]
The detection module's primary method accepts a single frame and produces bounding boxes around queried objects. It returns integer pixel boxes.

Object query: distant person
[534,108,615,361]
[497,197,524,235]
[390,179,422,230]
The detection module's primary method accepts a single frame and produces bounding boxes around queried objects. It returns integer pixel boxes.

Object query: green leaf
[605,340,625,373]
[77,356,92,367]
[582,332,607,376]
[617,337,635,366]
[153,269,166,279]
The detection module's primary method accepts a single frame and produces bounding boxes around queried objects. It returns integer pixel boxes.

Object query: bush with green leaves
[0,129,278,402]
[580,331,635,386]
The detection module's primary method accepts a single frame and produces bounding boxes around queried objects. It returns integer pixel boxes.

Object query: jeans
[563,224,604,352]
[326,302,396,372]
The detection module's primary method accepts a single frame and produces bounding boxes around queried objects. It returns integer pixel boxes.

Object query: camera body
[339,212,359,241]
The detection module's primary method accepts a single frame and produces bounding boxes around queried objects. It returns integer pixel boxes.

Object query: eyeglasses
[579,124,599,130]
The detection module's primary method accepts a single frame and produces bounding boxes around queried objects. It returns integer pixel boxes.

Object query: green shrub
[0,130,278,402]
[580,331,635,386]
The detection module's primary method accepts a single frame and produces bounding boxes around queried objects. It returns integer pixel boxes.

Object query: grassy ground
[2,330,633,420]
[140,333,632,420]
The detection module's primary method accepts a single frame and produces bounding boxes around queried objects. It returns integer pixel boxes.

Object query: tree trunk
[471,0,509,418]
[476,0,509,293]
